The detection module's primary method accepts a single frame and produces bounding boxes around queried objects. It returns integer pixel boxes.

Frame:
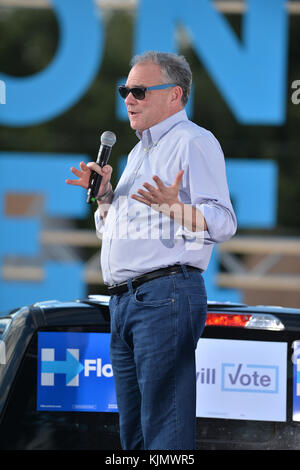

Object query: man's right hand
[65,161,113,197]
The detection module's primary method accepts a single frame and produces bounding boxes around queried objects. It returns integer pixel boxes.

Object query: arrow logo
[41,348,84,386]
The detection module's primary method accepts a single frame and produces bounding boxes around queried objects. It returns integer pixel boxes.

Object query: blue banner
[37,332,117,413]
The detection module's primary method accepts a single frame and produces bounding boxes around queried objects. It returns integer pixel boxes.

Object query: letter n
[134,0,288,124]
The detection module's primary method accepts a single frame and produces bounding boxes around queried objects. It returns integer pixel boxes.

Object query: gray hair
[130,51,192,107]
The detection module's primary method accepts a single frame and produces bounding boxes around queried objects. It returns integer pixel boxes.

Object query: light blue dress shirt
[95,109,237,285]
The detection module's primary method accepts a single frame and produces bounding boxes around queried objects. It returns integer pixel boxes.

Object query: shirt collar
[136,109,188,149]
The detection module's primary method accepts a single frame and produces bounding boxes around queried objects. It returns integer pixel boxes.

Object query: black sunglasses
[118,83,176,100]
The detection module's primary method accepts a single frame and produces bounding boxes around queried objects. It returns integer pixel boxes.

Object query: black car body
[0,295,299,450]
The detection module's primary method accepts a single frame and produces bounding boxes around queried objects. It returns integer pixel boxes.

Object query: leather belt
[107,265,201,296]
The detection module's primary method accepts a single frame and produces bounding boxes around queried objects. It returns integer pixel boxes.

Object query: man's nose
[125,91,138,106]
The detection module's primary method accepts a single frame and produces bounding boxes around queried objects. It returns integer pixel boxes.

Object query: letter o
[0,0,103,126]
[102,363,113,377]
[240,374,251,386]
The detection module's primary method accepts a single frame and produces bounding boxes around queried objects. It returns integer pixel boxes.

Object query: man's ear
[171,85,183,105]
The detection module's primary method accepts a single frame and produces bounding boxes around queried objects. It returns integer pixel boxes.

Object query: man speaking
[66,51,237,450]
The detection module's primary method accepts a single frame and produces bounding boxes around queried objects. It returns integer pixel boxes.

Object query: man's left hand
[131,170,207,232]
[131,170,184,211]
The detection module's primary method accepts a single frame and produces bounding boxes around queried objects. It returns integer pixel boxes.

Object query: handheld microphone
[86,131,116,204]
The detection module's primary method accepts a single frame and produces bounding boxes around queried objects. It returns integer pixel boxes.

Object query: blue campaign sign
[37,332,118,413]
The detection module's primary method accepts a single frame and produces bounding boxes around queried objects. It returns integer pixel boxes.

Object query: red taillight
[206,313,252,327]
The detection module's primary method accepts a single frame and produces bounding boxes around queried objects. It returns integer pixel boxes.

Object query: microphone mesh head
[101,131,116,147]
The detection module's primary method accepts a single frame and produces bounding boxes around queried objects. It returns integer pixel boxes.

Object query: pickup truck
[0,295,299,450]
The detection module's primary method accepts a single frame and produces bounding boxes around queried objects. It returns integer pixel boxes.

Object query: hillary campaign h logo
[41,348,84,387]
[41,346,113,387]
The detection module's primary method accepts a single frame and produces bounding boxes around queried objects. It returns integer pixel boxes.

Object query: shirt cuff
[196,203,237,243]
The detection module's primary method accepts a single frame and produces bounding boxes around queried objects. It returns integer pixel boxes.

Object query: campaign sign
[37,332,117,412]
[292,340,300,421]
[195,338,287,422]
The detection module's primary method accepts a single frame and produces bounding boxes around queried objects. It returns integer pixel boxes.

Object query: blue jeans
[109,265,207,450]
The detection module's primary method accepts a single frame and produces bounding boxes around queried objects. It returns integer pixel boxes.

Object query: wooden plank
[0,0,136,10]
[218,273,300,291]
[41,230,100,247]
[5,264,299,291]
[2,264,104,284]
[84,269,104,284]
[40,232,300,255]
[2,265,44,281]
[220,237,300,255]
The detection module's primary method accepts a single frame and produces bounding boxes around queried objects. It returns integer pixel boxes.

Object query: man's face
[124,62,179,133]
